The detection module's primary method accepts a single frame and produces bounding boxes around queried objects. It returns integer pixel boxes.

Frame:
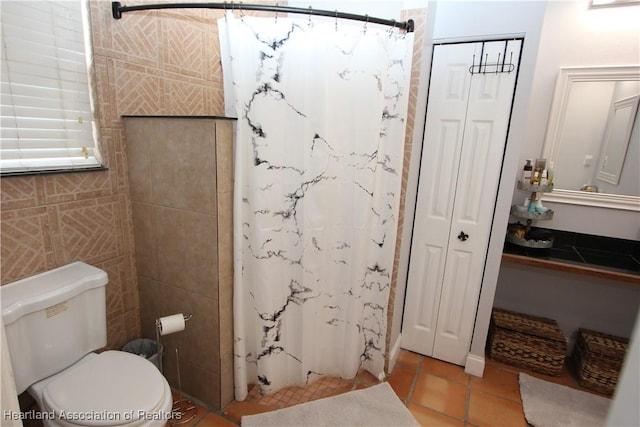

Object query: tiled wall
[0,173,138,350]
[124,117,234,409]
[387,8,427,366]
[0,103,137,351]
[92,0,240,409]
[1,2,231,352]
[0,0,426,406]
[90,0,281,409]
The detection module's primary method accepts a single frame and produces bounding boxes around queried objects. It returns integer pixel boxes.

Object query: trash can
[122,338,163,370]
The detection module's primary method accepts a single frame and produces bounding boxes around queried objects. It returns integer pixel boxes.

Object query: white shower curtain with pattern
[219,12,413,400]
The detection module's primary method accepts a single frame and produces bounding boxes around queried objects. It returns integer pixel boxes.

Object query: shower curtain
[219,12,413,400]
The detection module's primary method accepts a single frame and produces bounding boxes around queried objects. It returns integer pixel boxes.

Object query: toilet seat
[42,351,171,426]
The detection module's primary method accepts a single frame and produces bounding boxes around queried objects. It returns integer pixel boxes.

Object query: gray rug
[519,373,611,427]
[241,382,419,427]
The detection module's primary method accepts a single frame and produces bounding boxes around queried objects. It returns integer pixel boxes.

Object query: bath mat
[519,373,611,426]
[241,382,419,427]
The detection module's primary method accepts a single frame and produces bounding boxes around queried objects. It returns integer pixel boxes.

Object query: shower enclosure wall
[123,116,235,409]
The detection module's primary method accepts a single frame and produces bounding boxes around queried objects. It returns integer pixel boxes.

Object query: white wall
[430,0,544,40]
[517,0,640,240]
[287,0,409,21]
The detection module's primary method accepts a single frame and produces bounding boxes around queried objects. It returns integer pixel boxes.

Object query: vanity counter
[502,228,640,285]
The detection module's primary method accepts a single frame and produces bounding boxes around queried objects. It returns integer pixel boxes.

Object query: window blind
[1,0,103,175]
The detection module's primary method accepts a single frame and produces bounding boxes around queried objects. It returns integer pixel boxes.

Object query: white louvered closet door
[402,40,521,366]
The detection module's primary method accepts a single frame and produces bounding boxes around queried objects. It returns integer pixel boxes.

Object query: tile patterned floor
[21,350,610,427]
[187,349,608,427]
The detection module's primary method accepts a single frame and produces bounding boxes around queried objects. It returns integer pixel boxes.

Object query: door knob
[457,231,469,241]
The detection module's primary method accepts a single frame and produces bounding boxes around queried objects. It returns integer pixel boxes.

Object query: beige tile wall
[1,1,233,351]
[124,117,234,409]
[91,0,272,410]
[0,126,139,353]
[99,0,234,402]
[215,121,235,408]
[0,0,232,407]
[387,8,427,368]
[0,0,425,408]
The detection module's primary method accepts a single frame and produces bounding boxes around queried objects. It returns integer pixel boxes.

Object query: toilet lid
[43,351,169,426]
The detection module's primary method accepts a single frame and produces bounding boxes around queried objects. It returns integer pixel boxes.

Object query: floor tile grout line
[408,357,473,424]
[464,369,472,425]
[404,356,424,406]
[403,356,473,423]
[407,399,468,424]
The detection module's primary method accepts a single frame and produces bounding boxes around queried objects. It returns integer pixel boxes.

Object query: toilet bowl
[28,352,173,427]
[0,262,174,427]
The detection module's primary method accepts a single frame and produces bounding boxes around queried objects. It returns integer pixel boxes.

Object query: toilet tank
[0,262,108,394]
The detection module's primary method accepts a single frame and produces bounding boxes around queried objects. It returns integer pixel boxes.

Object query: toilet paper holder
[155,313,192,332]
[154,313,192,374]
[153,313,196,425]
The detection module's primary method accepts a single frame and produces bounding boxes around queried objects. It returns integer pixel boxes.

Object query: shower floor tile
[248,376,353,408]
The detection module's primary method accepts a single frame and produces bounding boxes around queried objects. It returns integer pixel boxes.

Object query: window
[1,0,103,176]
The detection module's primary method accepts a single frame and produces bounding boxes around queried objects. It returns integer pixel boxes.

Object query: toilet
[1,262,173,427]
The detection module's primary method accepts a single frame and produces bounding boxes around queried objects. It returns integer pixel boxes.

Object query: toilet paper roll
[158,313,185,336]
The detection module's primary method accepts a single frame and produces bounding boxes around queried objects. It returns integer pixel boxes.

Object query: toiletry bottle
[547,161,554,185]
[531,167,541,185]
[522,159,533,183]
[528,193,537,212]
[540,169,548,186]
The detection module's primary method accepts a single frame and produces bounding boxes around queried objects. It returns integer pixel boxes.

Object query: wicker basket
[489,308,567,376]
[572,328,629,396]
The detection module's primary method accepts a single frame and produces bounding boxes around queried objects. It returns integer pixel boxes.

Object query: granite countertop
[502,227,640,281]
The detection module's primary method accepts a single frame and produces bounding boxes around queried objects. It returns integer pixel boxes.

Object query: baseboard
[387,334,403,374]
[464,353,485,377]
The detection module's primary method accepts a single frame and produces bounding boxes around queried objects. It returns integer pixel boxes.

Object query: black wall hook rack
[468,40,517,75]
[111,2,415,33]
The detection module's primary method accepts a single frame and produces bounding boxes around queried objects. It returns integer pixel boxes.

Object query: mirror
[596,94,639,185]
[542,65,640,211]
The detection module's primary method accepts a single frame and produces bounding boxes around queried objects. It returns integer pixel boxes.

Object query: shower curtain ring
[335,10,338,31]
[275,2,278,23]
[308,6,313,27]
[364,14,369,34]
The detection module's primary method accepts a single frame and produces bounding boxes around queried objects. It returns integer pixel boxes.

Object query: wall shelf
[506,232,554,248]
[517,181,554,193]
[510,205,554,220]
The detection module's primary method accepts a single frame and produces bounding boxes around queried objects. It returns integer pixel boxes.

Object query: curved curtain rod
[111,1,415,33]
